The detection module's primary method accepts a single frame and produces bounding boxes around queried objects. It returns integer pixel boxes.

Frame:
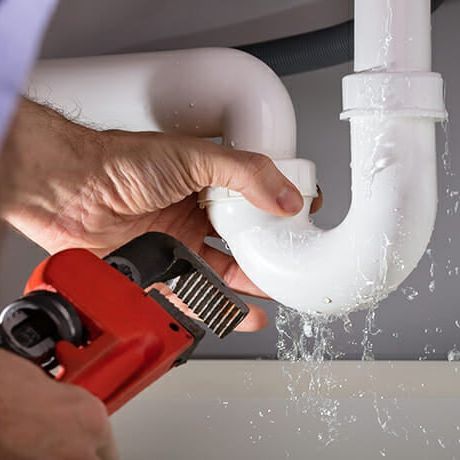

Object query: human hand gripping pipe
[28,0,446,314]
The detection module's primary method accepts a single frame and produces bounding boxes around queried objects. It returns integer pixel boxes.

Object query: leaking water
[271,57,458,458]
[276,307,346,446]
[447,346,460,362]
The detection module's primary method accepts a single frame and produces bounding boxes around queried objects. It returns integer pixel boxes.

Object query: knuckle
[190,144,214,187]
[247,154,274,178]
[162,138,210,191]
[234,153,275,194]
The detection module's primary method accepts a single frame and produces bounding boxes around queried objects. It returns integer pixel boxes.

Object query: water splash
[362,131,395,197]
[268,8,456,456]
[401,286,419,301]
[276,307,340,364]
[361,303,382,361]
[426,248,436,293]
[447,346,460,362]
[276,307,346,445]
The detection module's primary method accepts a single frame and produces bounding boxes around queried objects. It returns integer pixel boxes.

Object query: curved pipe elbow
[150,48,297,158]
[209,117,438,314]
[148,49,443,314]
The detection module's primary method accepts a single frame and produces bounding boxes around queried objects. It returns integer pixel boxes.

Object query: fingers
[190,139,304,216]
[310,185,323,214]
[234,303,268,332]
[199,245,269,298]
[102,130,304,217]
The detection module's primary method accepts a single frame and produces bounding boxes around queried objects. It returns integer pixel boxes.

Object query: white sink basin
[112,360,460,459]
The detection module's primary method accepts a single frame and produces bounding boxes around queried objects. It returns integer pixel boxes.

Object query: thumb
[192,140,304,216]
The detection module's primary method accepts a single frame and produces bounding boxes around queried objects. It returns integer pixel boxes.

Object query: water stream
[272,61,459,456]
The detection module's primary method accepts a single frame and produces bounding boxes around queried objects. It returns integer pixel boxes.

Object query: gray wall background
[1,0,459,359]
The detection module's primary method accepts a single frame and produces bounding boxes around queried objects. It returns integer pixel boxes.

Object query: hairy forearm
[0,98,101,230]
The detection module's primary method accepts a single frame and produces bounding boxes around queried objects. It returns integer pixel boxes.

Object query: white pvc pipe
[209,117,438,311]
[208,0,444,313]
[354,0,431,72]
[207,0,444,313]
[28,0,445,314]
[28,49,296,159]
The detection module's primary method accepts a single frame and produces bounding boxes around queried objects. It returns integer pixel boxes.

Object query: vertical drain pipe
[208,0,446,313]
[354,0,431,72]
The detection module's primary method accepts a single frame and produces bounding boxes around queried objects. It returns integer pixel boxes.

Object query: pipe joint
[341,72,447,120]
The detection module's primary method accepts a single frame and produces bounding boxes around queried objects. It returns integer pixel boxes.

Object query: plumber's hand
[0,349,118,460]
[1,99,320,331]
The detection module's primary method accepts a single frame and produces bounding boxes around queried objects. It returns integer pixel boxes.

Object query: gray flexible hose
[238,0,445,76]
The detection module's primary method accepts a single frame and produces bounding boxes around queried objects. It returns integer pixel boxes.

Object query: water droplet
[380,449,387,457]
[362,351,375,361]
[456,320,460,329]
[429,280,436,293]
[402,286,418,301]
[323,297,332,304]
[303,322,313,337]
[189,102,195,108]
[392,332,399,339]
[343,316,353,334]
[448,346,460,362]
[230,140,236,148]
[436,327,443,334]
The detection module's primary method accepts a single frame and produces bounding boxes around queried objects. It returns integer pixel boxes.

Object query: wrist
[0,99,100,223]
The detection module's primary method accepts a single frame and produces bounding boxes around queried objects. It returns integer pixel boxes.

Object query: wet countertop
[112,360,460,459]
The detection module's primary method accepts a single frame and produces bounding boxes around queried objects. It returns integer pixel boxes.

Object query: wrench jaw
[169,269,247,338]
[104,232,250,338]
